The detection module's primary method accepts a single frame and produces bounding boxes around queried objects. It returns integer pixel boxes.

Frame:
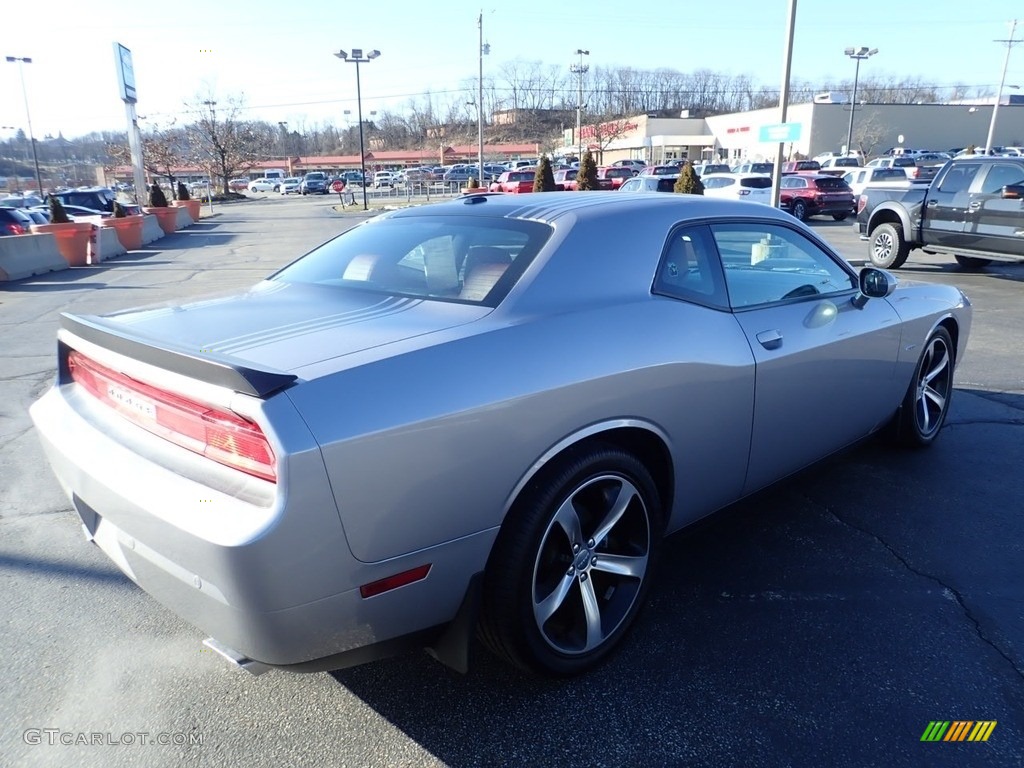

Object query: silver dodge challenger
[30,192,971,678]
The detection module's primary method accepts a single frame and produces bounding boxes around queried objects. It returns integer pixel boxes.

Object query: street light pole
[985,19,1020,154]
[844,46,877,157]
[477,11,490,186]
[570,49,590,160]
[5,56,44,195]
[335,49,380,211]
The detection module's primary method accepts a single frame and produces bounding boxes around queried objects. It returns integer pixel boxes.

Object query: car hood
[90,280,492,377]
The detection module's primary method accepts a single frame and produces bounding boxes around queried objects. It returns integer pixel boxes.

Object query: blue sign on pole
[758,122,802,143]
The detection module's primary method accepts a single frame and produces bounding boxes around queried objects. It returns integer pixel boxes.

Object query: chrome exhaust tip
[202,638,271,676]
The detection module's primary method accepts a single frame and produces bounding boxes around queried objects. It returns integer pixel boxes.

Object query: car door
[650,225,754,520]
[778,175,803,209]
[707,221,903,494]
[924,161,983,248]
[964,161,1024,256]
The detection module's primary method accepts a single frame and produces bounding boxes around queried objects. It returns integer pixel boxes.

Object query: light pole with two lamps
[5,56,45,195]
[570,49,590,160]
[334,48,380,211]
[843,46,877,157]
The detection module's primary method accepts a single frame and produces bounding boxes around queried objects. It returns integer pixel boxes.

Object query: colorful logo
[921,721,997,742]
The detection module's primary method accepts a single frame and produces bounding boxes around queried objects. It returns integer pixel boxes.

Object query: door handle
[926,200,938,207]
[968,201,982,210]
[756,329,783,350]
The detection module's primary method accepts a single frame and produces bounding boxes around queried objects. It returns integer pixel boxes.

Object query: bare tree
[105,124,189,187]
[186,94,272,194]
[585,116,636,164]
[852,113,887,157]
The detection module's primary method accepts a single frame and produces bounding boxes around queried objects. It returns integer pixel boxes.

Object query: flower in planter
[176,182,191,201]
[113,201,128,218]
[149,184,169,207]
[49,196,71,224]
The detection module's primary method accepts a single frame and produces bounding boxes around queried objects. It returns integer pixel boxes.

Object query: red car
[553,169,578,191]
[596,166,635,189]
[489,170,536,194]
[778,173,855,221]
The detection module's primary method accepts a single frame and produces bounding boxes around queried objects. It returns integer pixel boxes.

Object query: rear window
[272,214,551,306]
[740,177,773,189]
[893,157,916,167]
[874,169,907,180]
[656,178,678,192]
[796,161,820,170]
[814,177,851,190]
[835,158,859,167]
[509,172,535,182]
[605,168,633,178]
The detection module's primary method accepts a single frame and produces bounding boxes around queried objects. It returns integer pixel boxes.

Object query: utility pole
[570,49,589,160]
[984,19,1021,154]
[770,0,798,208]
[477,11,489,185]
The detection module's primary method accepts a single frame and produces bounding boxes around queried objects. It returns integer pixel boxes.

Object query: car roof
[703,173,772,181]
[386,190,797,227]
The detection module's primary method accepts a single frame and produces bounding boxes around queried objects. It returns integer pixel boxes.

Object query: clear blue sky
[2,0,1022,140]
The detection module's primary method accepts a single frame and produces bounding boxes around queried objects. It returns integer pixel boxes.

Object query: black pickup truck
[857,156,1024,269]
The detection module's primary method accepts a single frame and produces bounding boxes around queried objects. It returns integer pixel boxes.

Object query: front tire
[479,446,662,677]
[954,255,993,270]
[869,222,910,269]
[894,327,955,447]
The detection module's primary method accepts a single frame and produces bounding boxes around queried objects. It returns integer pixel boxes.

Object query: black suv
[47,187,116,214]
[300,172,328,195]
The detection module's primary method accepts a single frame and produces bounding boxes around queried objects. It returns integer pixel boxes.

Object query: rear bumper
[29,383,492,668]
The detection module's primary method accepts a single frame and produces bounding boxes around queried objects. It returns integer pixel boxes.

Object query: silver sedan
[30,193,971,678]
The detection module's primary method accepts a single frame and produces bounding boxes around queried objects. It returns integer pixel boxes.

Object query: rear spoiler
[60,313,297,398]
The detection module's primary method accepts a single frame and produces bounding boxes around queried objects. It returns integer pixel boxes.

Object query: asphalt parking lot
[1,196,1021,767]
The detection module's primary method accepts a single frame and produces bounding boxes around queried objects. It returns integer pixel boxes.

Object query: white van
[262,169,286,180]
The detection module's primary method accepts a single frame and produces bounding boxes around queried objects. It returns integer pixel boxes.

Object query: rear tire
[954,255,993,270]
[893,326,955,448]
[869,222,910,269]
[479,445,662,677]
[791,200,808,221]
[832,212,849,221]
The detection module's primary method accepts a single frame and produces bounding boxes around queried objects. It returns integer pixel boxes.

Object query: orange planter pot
[29,222,93,266]
[100,215,144,251]
[143,206,179,235]
[172,199,201,221]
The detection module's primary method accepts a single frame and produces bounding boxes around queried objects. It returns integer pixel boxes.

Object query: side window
[979,163,1024,194]
[653,225,728,309]
[936,163,980,193]
[710,223,856,309]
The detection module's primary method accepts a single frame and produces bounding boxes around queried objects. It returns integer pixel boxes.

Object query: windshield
[272,214,551,306]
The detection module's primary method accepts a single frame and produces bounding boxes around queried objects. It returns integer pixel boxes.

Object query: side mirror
[852,267,898,308]
[1001,184,1024,200]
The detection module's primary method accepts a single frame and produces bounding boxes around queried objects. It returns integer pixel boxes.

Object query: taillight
[67,350,277,482]
[858,194,868,214]
[910,167,920,179]
[3,223,26,235]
